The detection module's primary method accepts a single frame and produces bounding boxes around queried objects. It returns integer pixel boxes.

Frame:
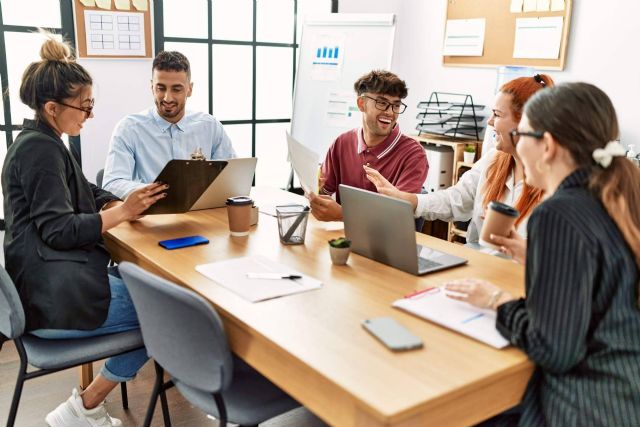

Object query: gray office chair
[0,265,143,427]
[118,262,300,427]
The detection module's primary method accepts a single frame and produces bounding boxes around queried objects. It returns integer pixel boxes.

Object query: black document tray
[144,160,227,214]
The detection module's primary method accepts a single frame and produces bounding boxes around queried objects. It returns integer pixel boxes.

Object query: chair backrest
[96,168,104,188]
[118,262,233,393]
[0,265,25,339]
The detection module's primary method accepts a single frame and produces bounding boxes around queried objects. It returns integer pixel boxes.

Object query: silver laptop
[340,184,467,275]
[190,157,257,210]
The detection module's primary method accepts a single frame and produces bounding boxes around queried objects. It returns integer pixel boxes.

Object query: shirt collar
[557,167,590,191]
[357,124,402,159]
[150,107,187,133]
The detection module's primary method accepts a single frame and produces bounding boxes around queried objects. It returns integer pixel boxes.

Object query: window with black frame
[0,0,76,224]
[156,0,336,187]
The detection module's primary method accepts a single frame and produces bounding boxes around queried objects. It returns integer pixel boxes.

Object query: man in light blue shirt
[103,51,236,198]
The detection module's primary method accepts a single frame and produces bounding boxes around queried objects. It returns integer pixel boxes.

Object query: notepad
[392,288,509,349]
[196,255,322,302]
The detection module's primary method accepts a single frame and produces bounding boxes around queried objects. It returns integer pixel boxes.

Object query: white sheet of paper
[510,0,523,13]
[550,0,565,11]
[326,91,360,128]
[513,17,563,59]
[131,0,148,11]
[536,0,550,11]
[442,19,486,57]
[523,0,537,12]
[286,131,320,195]
[84,9,146,56]
[196,255,322,302]
[95,0,112,9]
[310,34,345,81]
[392,288,509,349]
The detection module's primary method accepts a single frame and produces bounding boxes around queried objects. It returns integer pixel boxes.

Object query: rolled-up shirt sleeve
[103,121,146,199]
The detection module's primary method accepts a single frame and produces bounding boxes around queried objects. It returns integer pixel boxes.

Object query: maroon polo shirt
[320,125,428,203]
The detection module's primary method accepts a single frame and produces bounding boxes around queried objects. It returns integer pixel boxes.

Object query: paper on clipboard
[392,287,509,349]
[286,131,320,194]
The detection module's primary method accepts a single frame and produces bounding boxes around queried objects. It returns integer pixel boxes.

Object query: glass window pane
[0,92,5,124]
[212,0,253,41]
[256,47,292,120]
[5,32,63,124]
[1,0,61,28]
[212,45,253,121]
[297,0,332,43]
[223,124,253,158]
[163,42,209,115]
[256,0,294,43]
[255,122,290,187]
[0,132,5,218]
[163,0,208,39]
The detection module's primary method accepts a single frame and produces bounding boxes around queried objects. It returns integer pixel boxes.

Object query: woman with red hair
[365,74,552,257]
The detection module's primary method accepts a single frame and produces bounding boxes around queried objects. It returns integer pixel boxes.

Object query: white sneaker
[45,388,122,427]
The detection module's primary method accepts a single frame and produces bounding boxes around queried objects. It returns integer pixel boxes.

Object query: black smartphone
[158,235,209,250]
[362,317,423,351]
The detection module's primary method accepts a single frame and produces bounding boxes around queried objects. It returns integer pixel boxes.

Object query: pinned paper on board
[310,34,345,81]
[522,0,537,12]
[326,91,360,128]
[442,18,486,56]
[131,0,148,11]
[536,0,550,11]
[509,0,523,13]
[114,0,130,10]
[550,0,565,11]
[84,9,146,56]
[80,0,97,6]
[95,0,112,9]
[513,17,563,59]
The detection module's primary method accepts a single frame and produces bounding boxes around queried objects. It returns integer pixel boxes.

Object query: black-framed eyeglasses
[361,95,407,114]
[58,99,95,117]
[509,129,544,146]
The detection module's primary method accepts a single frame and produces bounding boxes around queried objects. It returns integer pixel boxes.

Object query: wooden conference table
[99,186,532,426]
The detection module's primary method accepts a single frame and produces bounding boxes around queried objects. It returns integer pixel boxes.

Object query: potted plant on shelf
[328,237,352,265]
[463,145,476,164]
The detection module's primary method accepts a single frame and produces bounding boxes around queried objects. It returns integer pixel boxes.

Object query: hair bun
[38,30,73,62]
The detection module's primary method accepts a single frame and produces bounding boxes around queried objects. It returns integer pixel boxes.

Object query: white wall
[78,58,153,183]
[339,0,640,147]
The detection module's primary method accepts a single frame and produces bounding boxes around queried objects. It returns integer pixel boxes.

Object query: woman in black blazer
[446,83,640,426]
[2,33,166,426]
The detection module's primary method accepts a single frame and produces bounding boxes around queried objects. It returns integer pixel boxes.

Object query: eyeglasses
[361,95,407,114]
[58,99,94,118]
[509,129,544,146]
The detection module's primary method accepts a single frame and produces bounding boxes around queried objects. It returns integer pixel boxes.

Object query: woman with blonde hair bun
[3,32,167,426]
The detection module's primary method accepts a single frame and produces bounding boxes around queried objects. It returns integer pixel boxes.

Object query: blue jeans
[31,273,149,382]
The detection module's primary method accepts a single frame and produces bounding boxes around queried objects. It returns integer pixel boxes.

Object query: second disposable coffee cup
[479,201,520,249]
[226,196,253,236]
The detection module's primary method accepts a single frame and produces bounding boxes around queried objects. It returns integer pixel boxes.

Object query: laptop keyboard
[418,257,443,271]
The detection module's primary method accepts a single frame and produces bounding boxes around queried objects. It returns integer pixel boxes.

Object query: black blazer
[2,119,120,331]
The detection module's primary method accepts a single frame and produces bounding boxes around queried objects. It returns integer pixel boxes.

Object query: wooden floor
[0,341,327,427]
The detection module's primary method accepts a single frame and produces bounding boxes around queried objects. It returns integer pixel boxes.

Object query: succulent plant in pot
[463,145,476,164]
[328,237,351,265]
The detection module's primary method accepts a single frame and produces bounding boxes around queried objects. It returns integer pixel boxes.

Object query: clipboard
[144,160,227,215]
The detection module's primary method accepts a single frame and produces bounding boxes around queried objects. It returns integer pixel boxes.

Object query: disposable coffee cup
[479,201,519,250]
[226,196,253,237]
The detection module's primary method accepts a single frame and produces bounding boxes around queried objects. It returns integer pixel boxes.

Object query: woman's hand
[363,165,418,210]
[444,278,513,310]
[100,183,167,232]
[491,227,527,264]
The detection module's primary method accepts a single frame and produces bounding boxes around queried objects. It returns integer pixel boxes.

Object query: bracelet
[487,290,503,310]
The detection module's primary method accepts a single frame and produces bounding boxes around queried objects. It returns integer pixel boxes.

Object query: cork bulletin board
[443,0,573,70]
[73,0,153,59]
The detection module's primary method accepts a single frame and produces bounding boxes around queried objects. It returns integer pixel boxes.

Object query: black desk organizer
[415,92,485,141]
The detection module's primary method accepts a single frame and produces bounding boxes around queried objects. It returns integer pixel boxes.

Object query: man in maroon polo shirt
[309,70,428,221]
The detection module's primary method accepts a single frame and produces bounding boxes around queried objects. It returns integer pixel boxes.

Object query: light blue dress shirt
[103,107,236,198]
